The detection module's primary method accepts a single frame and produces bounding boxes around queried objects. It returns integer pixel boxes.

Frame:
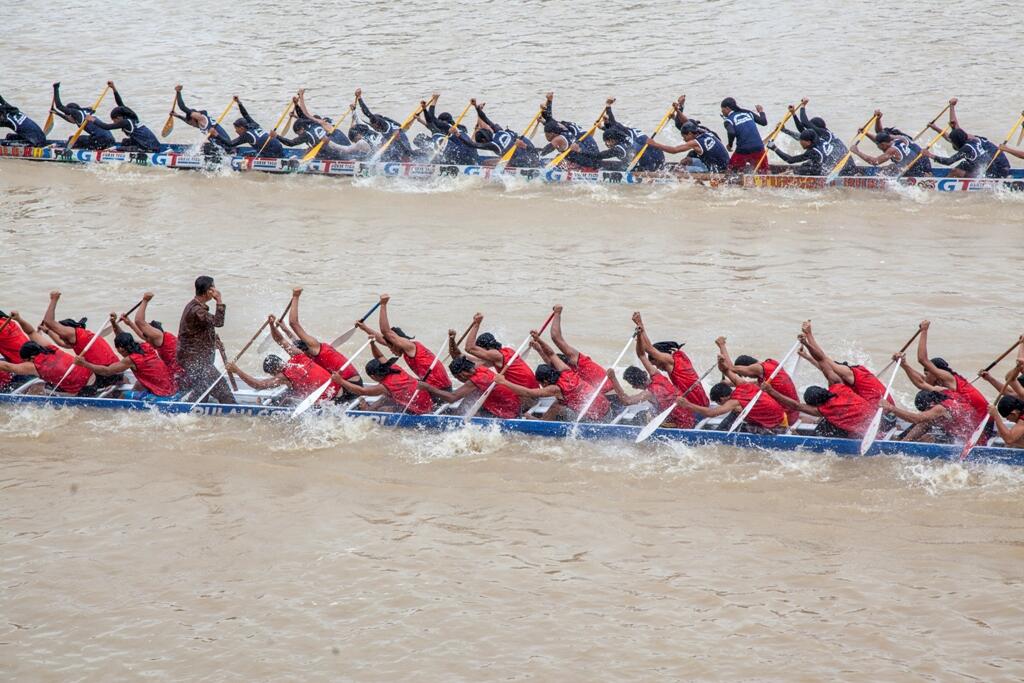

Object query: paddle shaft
[373,95,436,161]
[99,297,146,337]
[913,103,952,141]
[827,112,878,179]
[190,317,273,405]
[204,98,236,140]
[626,105,676,172]
[464,310,557,420]
[897,125,949,179]
[572,330,638,426]
[635,362,716,443]
[48,326,105,396]
[331,301,383,347]
[877,328,924,376]
[500,107,544,166]
[291,337,373,418]
[983,111,1024,174]
[547,106,607,169]
[753,105,797,172]
[960,380,1013,461]
[727,340,800,434]
[300,101,355,162]
[859,357,903,455]
[970,337,1024,385]
[429,101,473,163]
[68,85,110,147]
[257,100,295,156]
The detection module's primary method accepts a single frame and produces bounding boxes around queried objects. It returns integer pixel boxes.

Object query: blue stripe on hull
[2,392,1020,467]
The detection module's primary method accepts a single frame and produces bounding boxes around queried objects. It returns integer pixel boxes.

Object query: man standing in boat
[177,276,235,404]
[719,97,768,172]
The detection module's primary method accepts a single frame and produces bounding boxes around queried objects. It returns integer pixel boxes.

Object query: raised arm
[464,313,504,366]
[915,320,954,386]
[632,312,672,366]
[897,354,944,392]
[174,86,195,117]
[132,293,165,346]
[799,322,853,385]
[110,82,125,108]
[268,316,300,356]
[378,294,416,356]
[41,290,77,346]
[548,305,580,365]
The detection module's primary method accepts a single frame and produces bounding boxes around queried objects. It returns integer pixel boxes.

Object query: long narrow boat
[2,142,1023,193]
[2,392,1020,467]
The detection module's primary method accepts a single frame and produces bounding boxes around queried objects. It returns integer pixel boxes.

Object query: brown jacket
[176,298,225,374]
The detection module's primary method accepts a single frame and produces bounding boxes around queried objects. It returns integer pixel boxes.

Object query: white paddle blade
[463,385,496,423]
[635,401,677,443]
[959,416,991,461]
[330,326,357,347]
[859,407,886,455]
[292,379,332,418]
[727,389,763,434]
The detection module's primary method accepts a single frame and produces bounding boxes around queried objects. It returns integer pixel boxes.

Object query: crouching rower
[354,89,413,161]
[785,99,855,175]
[766,129,825,175]
[85,82,161,152]
[221,97,285,158]
[420,99,479,165]
[41,290,123,390]
[287,288,362,391]
[798,321,890,408]
[418,356,523,418]
[333,357,433,414]
[715,336,800,426]
[606,346,697,428]
[674,354,785,432]
[170,85,230,147]
[762,378,874,438]
[852,111,932,177]
[462,314,540,394]
[539,92,601,167]
[883,389,975,444]
[548,305,611,395]
[452,101,539,168]
[226,315,341,405]
[645,120,729,173]
[602,101,664,171]
[122,292,183,383]
[632,312,710,407]
[0,312,94,395]
[271,111,345,160]
[355,294,451,394]
[0,94,47,146]
[923,99,1010,178]
[492,336,611,422]
[910,320,988,427]
[73,322,177,398]
[51,82,115,149]
[0,309,31,390]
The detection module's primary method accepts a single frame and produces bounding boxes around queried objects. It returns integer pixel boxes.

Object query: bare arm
[605,370,645,406]
[464,314,504,366]
[761,382,821,417]
[548,305,579,364]
[132,294,164,346]
[334,374,385,397]
[493,375,558,400]
[226,363,286,391]
[0,359,36,375]
[632,312,672,366]
[378,295,415,356]
[269,316,300,356]
[42,291,77,346]
[799,322,854,385]
[75,355,131,376]
[915,321,954,388]
[898,357,944,392]
[679,396,736,419]
[420,381,474,403]
[886,402,945,425]
[286,287,321,356]
[447,329,463,361]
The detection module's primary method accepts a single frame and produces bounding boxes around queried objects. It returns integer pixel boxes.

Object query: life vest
[555,369,609,420]
[724,110,764,154]
[849,365,889,406]
[952,374,988,424]
[0,317,29,362]
[404,341,452,390]
[128,343,176,396]
[694,132,729,171]
[312,343,359,381]
[467,366,520,418]
[574,353,609,392]
[760,358,800,425]
[156,332,184,380]
[938,395,975,442]
[730,383,785,429]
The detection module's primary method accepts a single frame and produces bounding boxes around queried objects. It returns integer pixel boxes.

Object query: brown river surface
[2,1,1024,680]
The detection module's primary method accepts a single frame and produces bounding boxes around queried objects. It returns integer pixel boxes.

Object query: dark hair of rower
[149,320,163,332]
[59,317,87,329]
[19,341,55,360]
[232,117,248,133]
[110,106,136,122]
[709,382,735,404]
[622,366,649,389]
[949,128,968,149]
[652,341,682,354]
[929,357,957,374]
[534,364,561,386]
[997,396,1024,419]
[449,356,476,379]
[679,121,699,138]
[799,129,817,146]
[734,355,758,366]
[263,354,285,374]
[875,132,893,146]
[390,327,414,340]
[293,338,310,353]
[349,124,370,142]
[803,386,836,406]
[810,116,827,129]
[720,97,738,112]
[293,118,310,133]
[474,333,502,351]
[113,332,143,356]
[195,275,215,296]
[366,357,401,380]
[437,112,454,126]
[475,129,493,144]
[914,390,948,411]
[543,119,563,138]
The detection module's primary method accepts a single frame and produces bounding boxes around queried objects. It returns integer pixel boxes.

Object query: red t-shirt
[33,345,91,394]
[761,358,799,425]
[500,347,539,389]
[381,368,432,414]
[649,374,695,428]
[404,341,451,390]
[467,366,521,419]
[556,369,609,420]
[73,327,119,367]
[575,353,609,392]
[849,365,890,405]
[129,343,176,396]
[939,395,976,442]
[313,343,359,381]
[731,382,785,429]
[817,383,873,436]
[670,350,708,407]
[156,331,184,380]
[953,374,988,424]
[283,353,338,402]
[0,317,29,362]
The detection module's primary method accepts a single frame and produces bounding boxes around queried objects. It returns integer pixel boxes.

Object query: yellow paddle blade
[301,101,357,162]
[257,100,295,155]
[545,106,607,170]
[826,112,878,179]
[498,107,543,166]
[626,104,675,172]
[983,112,1024,174]
[43,108,54,136]
[68,85,110,148]
[161,113,174,138]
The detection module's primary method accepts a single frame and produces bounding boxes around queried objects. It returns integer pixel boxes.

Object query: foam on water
[0,404,80,438]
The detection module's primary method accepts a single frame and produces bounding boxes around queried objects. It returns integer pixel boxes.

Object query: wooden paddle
[257,300,295,354]
[330,302,383,348]
[300,101,356,162]
[969,336,1023,385]
[371,95,437,163]
[858,357,903,455]
[983,110,1024,175]
[876,328,924,377]
[634,363,716,444]
[959,365,1022,461]
[428,101,473,163]
[897,125,950,179]
[912,103,952,141]
[546,104,609,170]
[291,338,373,418]
[160,95,177,138]
[43,96,55,136]
[626,105,676,173]
[497,106,544,168]
[571,330,638,433]
[190,318,274,406]
[463,310,557,422]
[257,99,295,156]
[753,104,798,172]
[67,85,110,148]
[727,341,801,434]
[48,325,110,397]
[825,112,877,181]
[397,322,475,418]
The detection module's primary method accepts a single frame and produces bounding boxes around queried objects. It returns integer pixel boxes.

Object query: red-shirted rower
[418,356,523,419]
[798,321,889,407]
[40,290,123,390]
[333,357,434,414]
[128,292,184,383]
[677,355,786,433]
[631,311,709,407]
[463,313,540,391]
[762,376,875,438]
[287,288,362,392]
[715,336,800,426]
[0,311,95,395]
[73,323,177,398]
[549,304,611,394]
